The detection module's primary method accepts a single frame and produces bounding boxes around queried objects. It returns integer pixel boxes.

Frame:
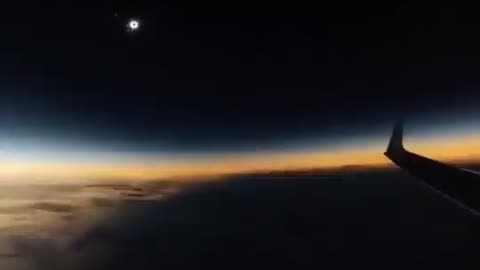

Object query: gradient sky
[0,115,478,183]
[1,2,480,182]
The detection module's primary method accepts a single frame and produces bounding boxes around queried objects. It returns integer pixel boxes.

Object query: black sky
[1,2,480,152]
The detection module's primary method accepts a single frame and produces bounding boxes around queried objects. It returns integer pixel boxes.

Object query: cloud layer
[11,170,480,269]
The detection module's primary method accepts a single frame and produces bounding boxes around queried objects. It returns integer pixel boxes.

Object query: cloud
[90,198,117,208]
[84,184,142,192]
[0,202,75,215]
[12,172,480,269]
[122,192,144,198]
[29,202,76,213]
[0,206,32,215]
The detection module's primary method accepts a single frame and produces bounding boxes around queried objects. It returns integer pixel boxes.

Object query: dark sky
[1,2,480,152]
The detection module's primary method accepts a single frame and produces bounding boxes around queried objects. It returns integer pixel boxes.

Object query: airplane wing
[384,121,480,215]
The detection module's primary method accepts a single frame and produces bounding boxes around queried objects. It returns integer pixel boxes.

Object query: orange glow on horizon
[0,133,478,183]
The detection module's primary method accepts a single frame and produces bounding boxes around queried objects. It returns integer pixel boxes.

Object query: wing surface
[384,122,480,215]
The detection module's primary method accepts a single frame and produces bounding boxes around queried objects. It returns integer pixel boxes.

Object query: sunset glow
[0,129,478,183]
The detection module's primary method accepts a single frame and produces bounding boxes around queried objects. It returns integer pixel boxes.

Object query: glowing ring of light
[128,20,140,31]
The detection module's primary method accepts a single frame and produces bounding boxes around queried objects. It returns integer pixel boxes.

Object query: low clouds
[11,171,480,270]
[0,179,189,269]
[89,198,117,208]
[30,202,76,213]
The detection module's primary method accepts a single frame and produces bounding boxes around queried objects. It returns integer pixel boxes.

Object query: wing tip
[385,120,405,156]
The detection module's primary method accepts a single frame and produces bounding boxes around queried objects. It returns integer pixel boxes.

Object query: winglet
[382,120,480,215]
[385,121,405,155]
